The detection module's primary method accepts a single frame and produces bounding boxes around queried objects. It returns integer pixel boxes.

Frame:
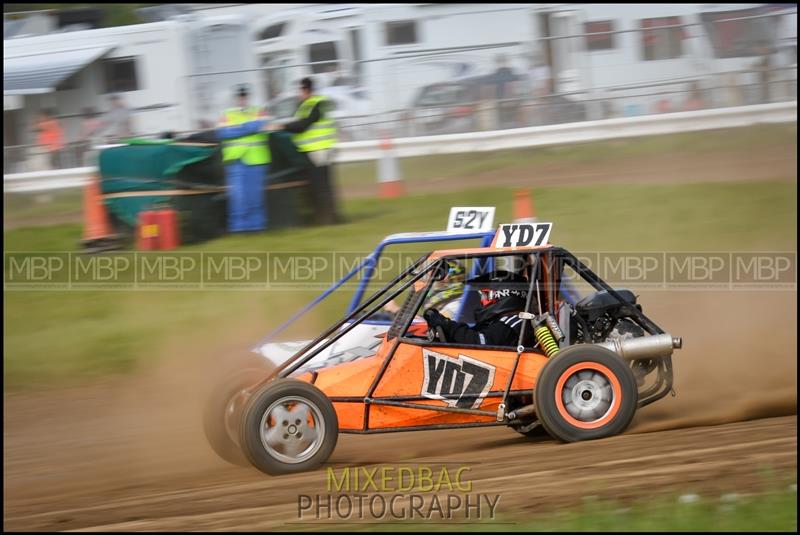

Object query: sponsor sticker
[421,350,496,409]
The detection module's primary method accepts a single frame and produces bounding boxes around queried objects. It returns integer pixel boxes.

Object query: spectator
[98,94,134,143]
[79,107,102,165]
[524,55,542,125]
[721,72,744,108]
[601,99,616,119]
[475,83,495,131]
[683,82,706,112]
[484,54,519,128]
[272,76,342,225]
[655,98,672,114]
[531,57,552,99]
[527,55,552,125]
[216,84,270,233]
[35,109,64,169]
[753,41,773,104]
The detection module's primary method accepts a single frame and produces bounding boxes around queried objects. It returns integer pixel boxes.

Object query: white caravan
[251,3,796,122]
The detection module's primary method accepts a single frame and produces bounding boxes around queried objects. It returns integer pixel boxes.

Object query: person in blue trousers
[216,86,271,232]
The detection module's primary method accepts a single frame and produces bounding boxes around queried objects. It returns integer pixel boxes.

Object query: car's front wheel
[239,379,338,475]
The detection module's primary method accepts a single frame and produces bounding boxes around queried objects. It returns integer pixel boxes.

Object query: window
[272,97,299,120]
[103,57,139,93]
[258,22,287,41]
[699,8,773,58]
[418,85,469,107]
[385,20,418,46]
[308,41,338,74]
[349,28,363,84]
[261,55,289,101]
[640,16,685,61]
[585,20,615,51]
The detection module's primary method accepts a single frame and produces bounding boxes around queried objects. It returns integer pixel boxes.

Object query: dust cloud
[631,290,797,432]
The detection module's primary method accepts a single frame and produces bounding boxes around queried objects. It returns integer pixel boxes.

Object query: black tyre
[203,368,267,466]
[534,345,638,442]
[239,379,338,476]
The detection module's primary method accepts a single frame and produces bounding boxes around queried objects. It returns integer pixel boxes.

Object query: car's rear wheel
[239,379,338,475]
[534,345,638,442]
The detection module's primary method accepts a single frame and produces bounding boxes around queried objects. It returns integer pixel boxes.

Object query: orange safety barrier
[82,175,113,241]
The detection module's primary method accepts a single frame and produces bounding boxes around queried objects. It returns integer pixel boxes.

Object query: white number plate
[494,223,553,248]
[447,207,496,233]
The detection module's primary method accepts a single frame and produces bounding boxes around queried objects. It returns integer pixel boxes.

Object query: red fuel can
[136,210,160,251]
[156,208,180,250]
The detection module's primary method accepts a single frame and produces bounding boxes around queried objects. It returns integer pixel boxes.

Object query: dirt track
[3,291,797,531]
[4,416,796,531]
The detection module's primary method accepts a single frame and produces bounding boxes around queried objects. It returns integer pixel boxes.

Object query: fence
[335,66,797,141]
[5,101,796,193]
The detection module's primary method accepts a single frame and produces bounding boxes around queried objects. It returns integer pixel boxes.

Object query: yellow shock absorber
[535,324,560,358]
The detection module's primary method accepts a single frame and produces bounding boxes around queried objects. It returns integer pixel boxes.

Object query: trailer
[3,14,262,158]
[250,3,796,123]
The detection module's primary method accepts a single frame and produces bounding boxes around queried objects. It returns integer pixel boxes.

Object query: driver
[383,259,465,319]
[423,268,535,347]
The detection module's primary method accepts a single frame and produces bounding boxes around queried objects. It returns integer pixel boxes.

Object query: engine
[572,289,643,344]
[570,289,659,384]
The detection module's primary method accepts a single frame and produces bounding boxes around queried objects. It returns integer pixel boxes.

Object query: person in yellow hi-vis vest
[216,85,270,232]
[269,77,342,225]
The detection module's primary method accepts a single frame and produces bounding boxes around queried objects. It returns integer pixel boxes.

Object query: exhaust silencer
[598,333,682,361]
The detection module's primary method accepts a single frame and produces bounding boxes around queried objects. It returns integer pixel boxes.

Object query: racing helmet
[493,255,527,278]
[426,260,466,310]
[468,270,530,323]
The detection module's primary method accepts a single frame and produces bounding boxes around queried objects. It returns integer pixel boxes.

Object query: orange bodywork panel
[295,335,550,431]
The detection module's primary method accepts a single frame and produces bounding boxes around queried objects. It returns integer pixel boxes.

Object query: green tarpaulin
[97,132,314,245]
[98,141,227,244]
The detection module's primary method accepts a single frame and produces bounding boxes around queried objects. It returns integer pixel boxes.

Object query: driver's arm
[425,308,516,346]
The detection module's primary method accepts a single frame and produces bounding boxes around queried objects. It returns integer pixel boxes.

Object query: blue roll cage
[251,230,496,351]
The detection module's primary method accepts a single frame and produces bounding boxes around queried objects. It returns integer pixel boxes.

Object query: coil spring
[535,325,560,358]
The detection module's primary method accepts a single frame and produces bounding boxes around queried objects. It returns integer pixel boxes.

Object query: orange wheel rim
[555,362,622,430]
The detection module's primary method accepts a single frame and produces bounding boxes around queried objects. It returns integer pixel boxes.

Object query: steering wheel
[426,325,448,343]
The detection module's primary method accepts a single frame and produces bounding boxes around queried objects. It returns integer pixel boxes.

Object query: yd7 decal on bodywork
[421,349,496,409]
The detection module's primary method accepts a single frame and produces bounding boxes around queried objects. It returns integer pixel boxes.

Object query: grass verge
[342,484,798,532]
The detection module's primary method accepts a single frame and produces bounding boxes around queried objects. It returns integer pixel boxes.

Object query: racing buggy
[204,222,681,475]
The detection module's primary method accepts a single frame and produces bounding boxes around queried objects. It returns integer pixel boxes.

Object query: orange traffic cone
[513,189,537,223]
[81,175,124,253]
[83,175,113,241]
[377,132,405,199]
